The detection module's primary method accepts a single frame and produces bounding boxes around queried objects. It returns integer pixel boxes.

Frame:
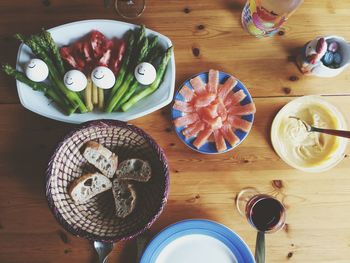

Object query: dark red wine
[246,195,285,232]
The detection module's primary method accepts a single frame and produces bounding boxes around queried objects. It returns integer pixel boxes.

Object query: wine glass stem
[255,231,265,263]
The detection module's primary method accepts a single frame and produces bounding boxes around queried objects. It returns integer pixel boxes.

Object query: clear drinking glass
[236,188,286,263]
[241,0,303,37]
[115,0,146,19]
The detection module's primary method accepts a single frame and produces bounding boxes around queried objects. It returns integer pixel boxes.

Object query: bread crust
[127,183,137,216]
[68,172,112,203]
[68,173,94,197]
[84,141,100,149]
[116,159,151,182]
[83,141,118,178]
[112,178,137,218]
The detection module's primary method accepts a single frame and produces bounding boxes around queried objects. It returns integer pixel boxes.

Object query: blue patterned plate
[140,219,255,263]
[171,71,254,154]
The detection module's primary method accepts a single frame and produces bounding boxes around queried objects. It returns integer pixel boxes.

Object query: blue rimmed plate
[171,71,254,154]
[140,219,255,263]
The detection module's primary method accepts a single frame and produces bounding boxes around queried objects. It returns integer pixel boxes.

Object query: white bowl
[302,36,350,78]
[16,19,175,124]
[271,96,347,173]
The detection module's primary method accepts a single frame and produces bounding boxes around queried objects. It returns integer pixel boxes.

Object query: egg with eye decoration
[64,70,88,92]
[25,58,49,82]
[134,62,156,85]
[91,66,115,89]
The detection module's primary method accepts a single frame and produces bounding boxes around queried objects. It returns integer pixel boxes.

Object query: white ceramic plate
[16,19,175,124]
[140,220,255,263]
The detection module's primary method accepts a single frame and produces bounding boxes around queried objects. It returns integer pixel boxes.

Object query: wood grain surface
[1,0,350,262]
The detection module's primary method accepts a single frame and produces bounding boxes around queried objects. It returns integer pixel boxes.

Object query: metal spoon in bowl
[289,116,350,139]
[94,241,114,263]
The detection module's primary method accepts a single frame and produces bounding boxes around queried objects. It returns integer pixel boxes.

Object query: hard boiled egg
[134,62,156,85]
[91,66,115,89]
[25,58,49,82]
[64,70,88,92]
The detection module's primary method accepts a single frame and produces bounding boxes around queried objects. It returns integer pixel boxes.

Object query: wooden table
[1,0,350,262]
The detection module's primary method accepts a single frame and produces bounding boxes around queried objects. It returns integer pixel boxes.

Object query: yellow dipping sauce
[271,96,347,172]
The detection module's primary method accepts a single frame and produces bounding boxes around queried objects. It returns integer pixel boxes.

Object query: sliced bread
[68,172,112,204]
[111,178,137,218]
[83,141,118,178]
[116,159,151,182]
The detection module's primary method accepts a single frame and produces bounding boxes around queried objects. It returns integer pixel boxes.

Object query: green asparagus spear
[28,37,87,112]
[15,35,88,113]
[107,72,134,112]
[30,35,50,55]
[137,25,146,45]
[105,29,149,113]
[110,37,149,111]
[121,47,172,112]
[30,34,66,103]
[114,80,139,110]
[2,64,76,115]
[115,37,161,110]
[144,36,158,61]
[107,31,135,99]
[41,29,66,77]
[131,25,146,64]
[147,47,162,66]
[13,33,26,43]
[112,33,158,110]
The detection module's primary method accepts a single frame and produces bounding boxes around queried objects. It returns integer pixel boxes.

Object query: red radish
[316,37,326,54]
[174,113,199,127]
[307,53,319,64]
[208,69,219,93]
[218,76,237,101]
[228,103,256,115]
[173,100,195,113]
[90,30,109,59]
[213,129,227,152]
[220,125,239,146]
[179,85,195,102]
[59,30,126,76]
[82,41,93,62]
[60,46,79,69]
[97,39,114,67]
[190,76,206,95]
[224,89,246,107]
[72,42,87,70]
[193,128,213,149]
[109,39,126,74]
[98,49,112,67]
[307,37,327,65]
[227,115,252,132]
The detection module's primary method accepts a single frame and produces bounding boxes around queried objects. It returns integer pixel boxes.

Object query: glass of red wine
[115,0,145,19]
[236,188,286,263]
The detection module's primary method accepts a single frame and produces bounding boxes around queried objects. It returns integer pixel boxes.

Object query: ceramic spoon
[289,116,350,139]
